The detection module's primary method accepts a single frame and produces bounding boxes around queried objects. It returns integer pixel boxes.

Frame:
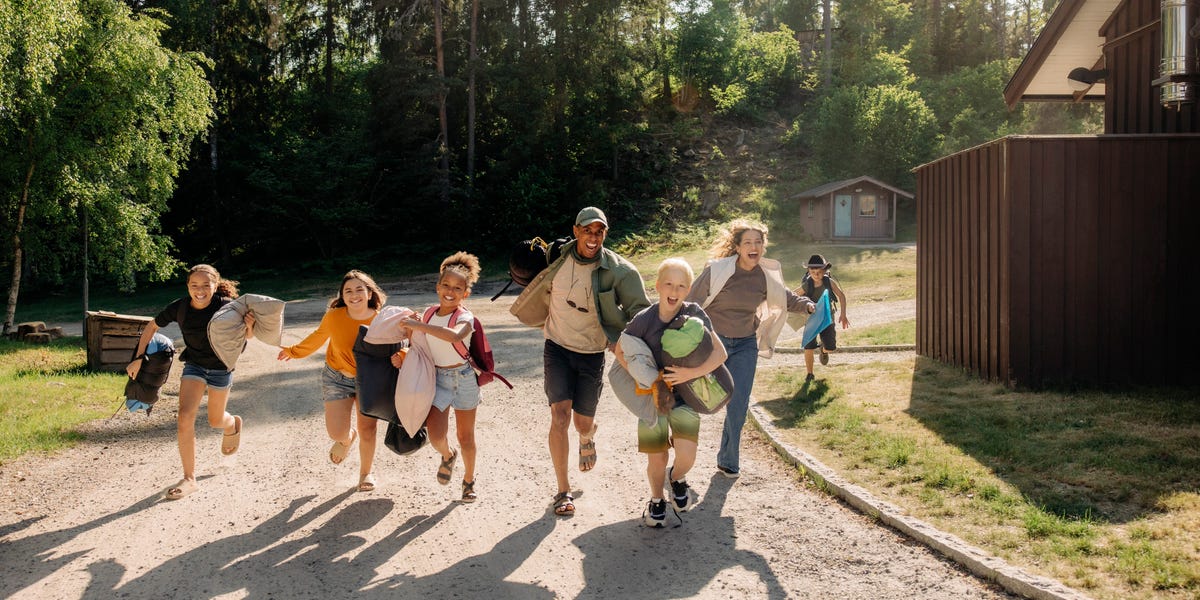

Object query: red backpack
[422,306,513,388]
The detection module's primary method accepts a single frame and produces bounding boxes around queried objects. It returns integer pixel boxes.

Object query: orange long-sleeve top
[280,307,376,375]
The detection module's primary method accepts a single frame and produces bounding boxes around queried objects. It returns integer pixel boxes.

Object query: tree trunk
[467,0,478,189]
[324,0,335,97]
[433,0,450,205]
[4,160,35,335]
[210,0,229,264]
[660,9,672,107]
[519,0,529,49]
[931,0,941,57]
[552,0,567,146]
[81,204,88,320]
[822,0,833,86]
[991,0,1006,59]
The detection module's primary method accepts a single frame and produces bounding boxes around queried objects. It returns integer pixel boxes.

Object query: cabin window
[807,199,815,217]
[858,195,877,217]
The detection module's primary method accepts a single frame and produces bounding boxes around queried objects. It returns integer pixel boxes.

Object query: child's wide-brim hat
[805,254,832,269]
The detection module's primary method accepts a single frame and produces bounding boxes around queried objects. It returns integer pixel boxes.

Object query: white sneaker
[668,467,699,512]
[643,499,667,527]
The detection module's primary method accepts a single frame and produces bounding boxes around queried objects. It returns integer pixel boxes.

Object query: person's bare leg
[670,438,698,482]
[355,402,379,480]
[455,408,478,483]
[176,378,205,481]
[549,401,573,493]
[324,397,355,445]
[574,412,597,471]
[646,451,668,499]
[426,407,452,460]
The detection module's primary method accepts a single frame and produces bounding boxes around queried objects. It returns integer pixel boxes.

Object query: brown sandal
[436,448,458,485]
[552,491,575,516]
[579,424,598,472]
[461,480,477,503]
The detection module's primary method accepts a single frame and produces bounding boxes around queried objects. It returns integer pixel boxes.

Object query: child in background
[396,252,485,503]
[127,264,252,500]
[798,254,850,382]
[278,270,386,492]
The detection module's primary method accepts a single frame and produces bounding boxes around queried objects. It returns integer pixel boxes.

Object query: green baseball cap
[575,206,608,227]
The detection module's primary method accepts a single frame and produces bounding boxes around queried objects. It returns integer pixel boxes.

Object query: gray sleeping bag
[608,333,660,426]
[207,293,285,369]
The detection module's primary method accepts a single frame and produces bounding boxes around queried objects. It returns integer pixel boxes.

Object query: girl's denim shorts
[432,363,480,411]
[320,365,358,402]
[181,363,233,390]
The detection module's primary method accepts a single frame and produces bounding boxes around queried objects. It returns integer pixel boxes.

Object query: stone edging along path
[747,403,1095,600]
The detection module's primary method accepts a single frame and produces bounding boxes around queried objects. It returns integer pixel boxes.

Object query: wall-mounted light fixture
[1067,67,1108,91]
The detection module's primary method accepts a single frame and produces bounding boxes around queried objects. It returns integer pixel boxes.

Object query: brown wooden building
[914,0,1200,388]
[792,176,912,242]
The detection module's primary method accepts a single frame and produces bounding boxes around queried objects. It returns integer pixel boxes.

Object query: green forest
[2,0,1099,327]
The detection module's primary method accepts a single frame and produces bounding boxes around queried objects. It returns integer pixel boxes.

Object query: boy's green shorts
[637,403,700,454]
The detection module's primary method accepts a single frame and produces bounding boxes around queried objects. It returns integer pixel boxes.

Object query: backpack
[490,236,573,301]
[800,273,839,312]
[421,306,513,388]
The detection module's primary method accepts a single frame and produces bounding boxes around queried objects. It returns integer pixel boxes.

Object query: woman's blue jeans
[717,334,759,473]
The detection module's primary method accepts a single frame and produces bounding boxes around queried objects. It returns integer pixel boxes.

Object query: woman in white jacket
[685,220,814,478]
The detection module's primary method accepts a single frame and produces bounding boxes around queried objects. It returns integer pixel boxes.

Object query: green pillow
[661,316,706,358]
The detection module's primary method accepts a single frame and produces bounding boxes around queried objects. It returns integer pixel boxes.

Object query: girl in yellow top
[278,270,386,491]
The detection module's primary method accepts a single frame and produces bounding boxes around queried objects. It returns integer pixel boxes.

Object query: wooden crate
[85,311,153,372]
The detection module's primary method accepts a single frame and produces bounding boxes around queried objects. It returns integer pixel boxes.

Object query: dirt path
[0,283,1010,599]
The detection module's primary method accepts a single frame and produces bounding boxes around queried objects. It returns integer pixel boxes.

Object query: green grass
[0,338,125,463]
[840,318,915,346]
[758,358,1200,600]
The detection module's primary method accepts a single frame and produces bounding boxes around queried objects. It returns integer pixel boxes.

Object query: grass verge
[0,338,125,464]
[756,357,1200,600]
[839,318,915,346]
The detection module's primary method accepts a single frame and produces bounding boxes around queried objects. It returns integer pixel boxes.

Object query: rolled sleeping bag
[124,333,176,411]
[352,325,402,423]
[208,294,286,369]
[660,316,735,414]
[607,361,659,426]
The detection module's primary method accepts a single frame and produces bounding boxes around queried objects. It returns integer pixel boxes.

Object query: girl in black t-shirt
[127,264,254,500]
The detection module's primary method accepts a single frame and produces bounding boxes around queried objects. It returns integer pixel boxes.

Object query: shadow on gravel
[363,511,556,598]
[0,490,169,598]
[66,493,553,599]
[75,491,367,598]
[570,473,787,599]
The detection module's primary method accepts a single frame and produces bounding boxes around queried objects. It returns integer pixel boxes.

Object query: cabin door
[834,194,852,237]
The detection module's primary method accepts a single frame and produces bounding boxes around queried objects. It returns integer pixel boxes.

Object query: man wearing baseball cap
[510,206,650,517]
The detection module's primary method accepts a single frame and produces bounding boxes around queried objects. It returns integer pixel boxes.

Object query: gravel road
[0,280,1013,599]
